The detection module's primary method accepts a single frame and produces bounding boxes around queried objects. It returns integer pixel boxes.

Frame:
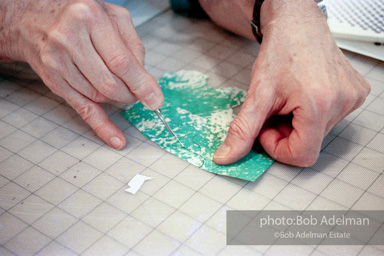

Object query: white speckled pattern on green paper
[121,70,273,181]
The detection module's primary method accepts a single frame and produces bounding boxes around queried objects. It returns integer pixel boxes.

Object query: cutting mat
[0,2,384,256]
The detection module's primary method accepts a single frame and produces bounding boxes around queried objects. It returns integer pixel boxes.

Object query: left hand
[213,0,371,167]
[0,0,164,150]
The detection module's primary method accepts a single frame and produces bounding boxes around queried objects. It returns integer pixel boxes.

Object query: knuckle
[67,1,99,22]
[299,155,318,167]
[129,79,146,94]
[354,93,366,110]
[76,102,97,123]
[108,54,132,76]
[122,9,132,20]
[49,86,61,97]
[228,116,252,142]
[309,85,340,116]
[43,77,63,97]
[99,79,119,99]
[350,76,371,109]
[41,51,60,71]
[287,148,319,167]
[46,28,71,49]
[93,122,107,136]
[343,88,359,108]
[134,44,146,65]
[114,5,132,19]
[90,90,108,103]
[133,42,145,57]
[361,78,371,97]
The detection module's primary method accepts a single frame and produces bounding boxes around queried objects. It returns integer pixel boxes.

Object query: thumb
[213,85,274,165]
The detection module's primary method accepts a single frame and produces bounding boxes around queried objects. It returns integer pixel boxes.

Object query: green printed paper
[121,70,273,181]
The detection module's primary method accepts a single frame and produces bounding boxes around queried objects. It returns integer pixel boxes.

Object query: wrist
[260,0,328,40]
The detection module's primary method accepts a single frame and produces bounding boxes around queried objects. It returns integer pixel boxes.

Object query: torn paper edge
[125,174,153,194]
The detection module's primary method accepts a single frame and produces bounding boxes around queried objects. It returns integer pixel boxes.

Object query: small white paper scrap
[125,174,153,194]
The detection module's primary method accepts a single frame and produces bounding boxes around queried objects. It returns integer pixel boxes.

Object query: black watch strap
[250,0,265,44]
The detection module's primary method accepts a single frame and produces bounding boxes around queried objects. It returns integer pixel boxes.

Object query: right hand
[2,0,164,149]
[213,0,370,167]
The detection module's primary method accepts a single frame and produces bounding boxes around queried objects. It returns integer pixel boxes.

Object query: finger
[70,96,127,150]
[90,10,164,110]
[66,67,110,103]
[47,6,138,105]
[74,46,138,104]
[258,109,323,167]
[61,23,137,105]
[104,3,145,65]
[213,84,275,165]
[44,71,127,149]
[51,52,110,103]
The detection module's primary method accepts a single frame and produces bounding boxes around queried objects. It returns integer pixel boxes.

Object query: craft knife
[154,109,185,147]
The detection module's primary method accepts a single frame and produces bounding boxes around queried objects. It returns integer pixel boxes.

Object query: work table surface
[1,6,384,256]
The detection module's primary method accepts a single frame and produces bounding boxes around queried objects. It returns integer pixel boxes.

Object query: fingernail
[215,144,231,159]
[110,136,123,149]
[144,92,162,110]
